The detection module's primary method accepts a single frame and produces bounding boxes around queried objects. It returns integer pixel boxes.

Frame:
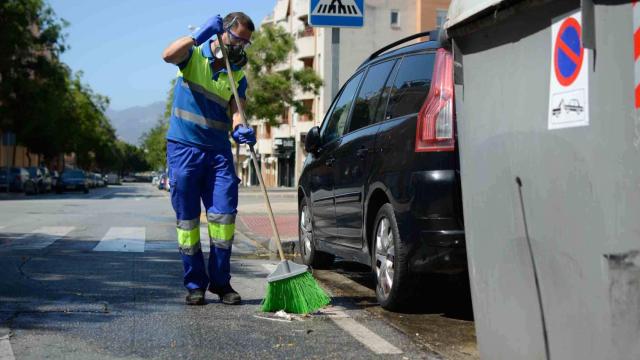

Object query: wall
[452,2,640,359]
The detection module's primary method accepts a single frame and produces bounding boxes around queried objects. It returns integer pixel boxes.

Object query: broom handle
[217,33,286,262]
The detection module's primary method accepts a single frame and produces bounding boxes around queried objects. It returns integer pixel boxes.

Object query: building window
[436,9,447,29]
[390,10,399,28]
[302,57,313,69]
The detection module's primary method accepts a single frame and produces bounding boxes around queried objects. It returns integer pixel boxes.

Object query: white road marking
[0,335,15,360]
[9,226,74,250]
[93,227,145,252]
[329,309,403,354]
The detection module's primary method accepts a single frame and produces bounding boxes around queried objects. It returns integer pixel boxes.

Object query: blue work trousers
[166,140,239,290]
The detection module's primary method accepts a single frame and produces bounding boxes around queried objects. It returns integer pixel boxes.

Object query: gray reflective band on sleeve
[207,213,236,225]
[181,80,229,109]
[210,237,233,249]
[173,108,231,132]
[177,218,200,230]
[179,242,202,256]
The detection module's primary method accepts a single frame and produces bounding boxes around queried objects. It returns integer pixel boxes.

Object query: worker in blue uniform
[161,12,256,305]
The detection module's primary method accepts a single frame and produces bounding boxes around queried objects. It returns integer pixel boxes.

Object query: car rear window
[384,53,435,119]
[348,59,396,133]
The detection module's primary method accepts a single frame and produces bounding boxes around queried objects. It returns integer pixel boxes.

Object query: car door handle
[356,147,368,159]
[325,157,335,167]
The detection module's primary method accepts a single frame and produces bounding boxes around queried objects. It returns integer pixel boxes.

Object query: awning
[445,0,507,29]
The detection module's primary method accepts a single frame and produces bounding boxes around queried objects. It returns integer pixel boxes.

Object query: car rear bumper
[407,230,467,274]
[402,169,466,274]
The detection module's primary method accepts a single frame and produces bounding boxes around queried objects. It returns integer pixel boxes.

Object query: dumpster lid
[445,0,508,29]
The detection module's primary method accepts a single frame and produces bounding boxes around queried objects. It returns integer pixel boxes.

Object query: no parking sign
[548,10,589,130]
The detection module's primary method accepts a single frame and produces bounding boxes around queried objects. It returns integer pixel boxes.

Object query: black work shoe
[209,285,241,305]
[185,289,206,305]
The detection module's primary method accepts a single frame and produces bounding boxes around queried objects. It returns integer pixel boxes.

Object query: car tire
[371,203,413,311]
[299,196,335,269]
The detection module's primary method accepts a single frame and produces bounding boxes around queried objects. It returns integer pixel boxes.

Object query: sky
[48,0,275,111]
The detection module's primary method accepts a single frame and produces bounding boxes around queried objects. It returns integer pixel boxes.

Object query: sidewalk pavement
[236,214,298,254]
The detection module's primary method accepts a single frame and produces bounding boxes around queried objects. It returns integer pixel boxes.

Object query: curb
[235,217,298,256]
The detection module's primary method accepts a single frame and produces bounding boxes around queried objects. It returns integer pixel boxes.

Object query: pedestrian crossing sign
[309,0,364,28]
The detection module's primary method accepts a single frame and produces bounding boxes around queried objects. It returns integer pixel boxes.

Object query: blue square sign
[309,0,364,28]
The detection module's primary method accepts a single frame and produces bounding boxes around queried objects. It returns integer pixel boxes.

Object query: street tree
[244,24,323,125]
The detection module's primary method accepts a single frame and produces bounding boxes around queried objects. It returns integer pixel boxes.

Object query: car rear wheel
[372,203,412,311]
[299,197,334,269]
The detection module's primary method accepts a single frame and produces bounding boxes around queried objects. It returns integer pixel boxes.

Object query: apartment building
[241,0,450,188]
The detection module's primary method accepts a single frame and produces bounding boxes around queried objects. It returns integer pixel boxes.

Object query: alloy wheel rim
[300,205,312,259]
[375,216,395,299]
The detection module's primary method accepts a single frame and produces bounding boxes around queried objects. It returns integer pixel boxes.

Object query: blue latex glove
[232,125,256,145]
[192,15,223,46]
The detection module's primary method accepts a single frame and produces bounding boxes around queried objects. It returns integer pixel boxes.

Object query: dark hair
[224,12,255,32]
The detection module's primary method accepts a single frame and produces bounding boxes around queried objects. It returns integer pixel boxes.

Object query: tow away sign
[309,0,364,27]
[548,10,589,130]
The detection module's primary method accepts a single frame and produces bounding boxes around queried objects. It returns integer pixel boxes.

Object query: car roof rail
[366,29,440,62]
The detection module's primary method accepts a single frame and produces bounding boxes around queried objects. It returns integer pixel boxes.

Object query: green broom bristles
[261,271,330,314]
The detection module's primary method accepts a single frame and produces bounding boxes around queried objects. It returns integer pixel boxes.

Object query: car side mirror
[305,126,322,154]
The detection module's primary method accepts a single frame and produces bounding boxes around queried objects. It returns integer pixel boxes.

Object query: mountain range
[106,101,166,145]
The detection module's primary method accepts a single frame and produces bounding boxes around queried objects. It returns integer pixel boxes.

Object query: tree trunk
[12,144,17,167]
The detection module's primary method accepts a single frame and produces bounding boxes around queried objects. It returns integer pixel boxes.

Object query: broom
[217,26,330,314]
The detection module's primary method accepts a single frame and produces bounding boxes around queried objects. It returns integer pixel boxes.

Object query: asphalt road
[0,183,475,359]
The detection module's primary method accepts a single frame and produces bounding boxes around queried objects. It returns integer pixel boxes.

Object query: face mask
[214,44,248,68]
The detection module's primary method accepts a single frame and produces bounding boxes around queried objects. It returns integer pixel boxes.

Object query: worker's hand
[232,125,256,145]
[192,15,224,46]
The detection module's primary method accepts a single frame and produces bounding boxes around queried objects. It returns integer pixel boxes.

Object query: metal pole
[331,27,340,99]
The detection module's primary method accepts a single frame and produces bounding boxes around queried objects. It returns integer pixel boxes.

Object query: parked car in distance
[51,170,60,189]
[105,173,121,185]
[57,169,89,194]
[39,166,53,192]
[0,167,30,192]
[157,174,167,190]
[24,167,44,195]
[297,31,465,310]
[93,173,105,187]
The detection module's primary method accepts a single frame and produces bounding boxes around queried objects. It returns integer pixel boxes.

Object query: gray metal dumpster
[444,1,640,359]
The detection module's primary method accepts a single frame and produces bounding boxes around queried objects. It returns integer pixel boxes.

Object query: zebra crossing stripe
[9,226,75,250]
[93,227,145,252]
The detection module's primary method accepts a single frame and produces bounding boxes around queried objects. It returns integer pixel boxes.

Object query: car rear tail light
[415,48,455,152]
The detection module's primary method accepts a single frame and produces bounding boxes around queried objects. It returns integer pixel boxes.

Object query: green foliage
[140,79,174,171]
[140,118,169,171]
[0,0,148,172]
[245,24,323,126]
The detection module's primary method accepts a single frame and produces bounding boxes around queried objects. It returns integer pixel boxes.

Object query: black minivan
[298,31,465,310]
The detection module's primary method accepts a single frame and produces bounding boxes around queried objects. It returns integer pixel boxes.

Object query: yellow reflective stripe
[177,227,200,248]
[173,108,231,131]
[208,223,235,241]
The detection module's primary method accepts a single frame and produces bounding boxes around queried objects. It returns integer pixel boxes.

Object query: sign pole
[331,27,340,100]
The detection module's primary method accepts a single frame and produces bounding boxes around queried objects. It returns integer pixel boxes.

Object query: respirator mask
[214,19,251,68]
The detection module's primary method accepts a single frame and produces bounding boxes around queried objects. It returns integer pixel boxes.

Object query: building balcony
[296,35,314,60]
